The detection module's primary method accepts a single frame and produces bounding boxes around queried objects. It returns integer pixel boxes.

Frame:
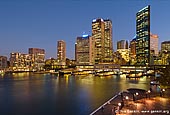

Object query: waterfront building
[129,38,136,65]
[136,5,150,65]
[57,40,66,66]
[92,18,113,64]
[161,41,170,65]
[10,52,32,71]
[104,19,113,63]
[117,40,128,49]
[28,48,45,71]
[0,56,7,69]
[75,34,94,65]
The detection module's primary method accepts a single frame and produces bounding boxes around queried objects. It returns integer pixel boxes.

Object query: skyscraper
[92,18,113,64]
[136,5,150,65]
[92,18,105,64]
[104,19,113,63]
[150,33,158,56]
[57,40,66,65]
[75,35,94,65]
[129,38,136,65]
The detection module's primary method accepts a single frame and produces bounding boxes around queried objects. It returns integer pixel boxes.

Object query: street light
[125,96,129,107]
[148,90,151,98]
[118,103,121,114]
[136,92,139,96]
[125,96,129,100]
[162,88,165,97]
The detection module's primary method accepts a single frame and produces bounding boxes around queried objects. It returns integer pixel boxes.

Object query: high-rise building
[136,5,150,65]
[57,40,66,65]
[150,33,159,56]
[10,52,32,71]
[104,19,113,63]
[117,40,128,49]
[92,18,113,64]
[29,48,45,70]
[161,41,170,52]
[75,35,94,65]
[129,38,136,64]
[92,18,105,64]
[0,56,7,69]
[161,41,170,65]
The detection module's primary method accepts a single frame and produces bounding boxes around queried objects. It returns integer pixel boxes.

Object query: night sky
[0,0,170,59]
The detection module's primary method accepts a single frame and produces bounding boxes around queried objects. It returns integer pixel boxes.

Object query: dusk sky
[0,0,170,59]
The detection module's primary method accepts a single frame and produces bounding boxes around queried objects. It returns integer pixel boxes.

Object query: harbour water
[0,73,150,115]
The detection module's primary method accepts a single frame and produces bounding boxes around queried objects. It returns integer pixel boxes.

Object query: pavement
[91,88,170,115]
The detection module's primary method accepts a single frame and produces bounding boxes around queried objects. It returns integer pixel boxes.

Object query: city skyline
[0,1,170,59]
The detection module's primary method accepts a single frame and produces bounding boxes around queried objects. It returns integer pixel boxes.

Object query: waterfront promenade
[90,88,170,115]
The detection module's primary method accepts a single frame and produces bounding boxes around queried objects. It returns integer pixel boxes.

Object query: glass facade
[92,18,113,64]
[75,36,91,65]
[104,19,113,63]
[92,18,105,64]
[136,5,150,65]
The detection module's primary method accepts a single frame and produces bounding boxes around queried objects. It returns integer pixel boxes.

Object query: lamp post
[162,89,165,97]
[118,102,121,114]
[125,96,129,107]
[148,90,151,98]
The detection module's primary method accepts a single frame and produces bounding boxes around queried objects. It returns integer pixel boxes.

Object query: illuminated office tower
[161,41,170,52]
[75,35,94,65]
[129,38,136,64]
[92,18,105,64]
[117,40,128,49]
[136,5,150,65]
[161,41,170,65]
[29,48,45,70]
[103,19,113,63]
[57,40,66,65]
[150,33,158,56]
[92,18,113,64]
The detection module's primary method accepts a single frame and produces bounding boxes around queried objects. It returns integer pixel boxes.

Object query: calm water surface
[0,72,150,115]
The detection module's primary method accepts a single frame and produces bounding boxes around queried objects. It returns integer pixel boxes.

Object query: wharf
[90,88,170,115]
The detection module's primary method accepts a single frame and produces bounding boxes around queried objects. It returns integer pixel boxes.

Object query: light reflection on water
[0,73,150,115]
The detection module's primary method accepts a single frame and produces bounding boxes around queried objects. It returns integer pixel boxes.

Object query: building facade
[92,18,113,64]
[0,56,7,69]
[103,19,113,63]
[57,40,66,65]
[10,52,32,71]
[75,35,94,65]
[136,5,150,65]
[129,38,136,65]
[28,48,45,71]
[161,41,170,65]
[150,33,159,56]
[117,40,128,49]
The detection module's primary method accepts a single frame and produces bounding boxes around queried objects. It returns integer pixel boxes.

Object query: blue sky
[0,0,170,59]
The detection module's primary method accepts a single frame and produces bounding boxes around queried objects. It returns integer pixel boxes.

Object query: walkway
[90,88,170,115]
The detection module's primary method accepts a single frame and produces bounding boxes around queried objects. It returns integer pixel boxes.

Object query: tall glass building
[92,18,113,64]
[136,5,150,65]
[104,19,113,63]
[75,35,94,65]
[92,18,105,64]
